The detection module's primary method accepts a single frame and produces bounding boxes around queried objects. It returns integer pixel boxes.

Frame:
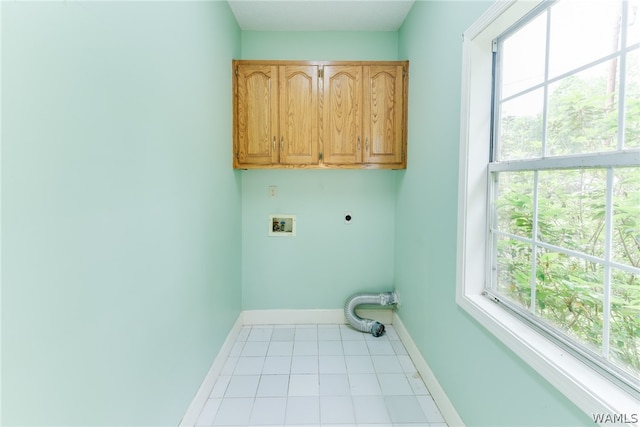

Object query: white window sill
[456,291,640,425]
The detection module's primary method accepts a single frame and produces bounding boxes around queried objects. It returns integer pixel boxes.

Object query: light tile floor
[194,324,448,426]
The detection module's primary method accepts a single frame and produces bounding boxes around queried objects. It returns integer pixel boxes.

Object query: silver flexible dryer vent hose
[344,291,399,337]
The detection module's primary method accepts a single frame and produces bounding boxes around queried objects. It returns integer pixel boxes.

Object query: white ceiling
[227,0,416,31]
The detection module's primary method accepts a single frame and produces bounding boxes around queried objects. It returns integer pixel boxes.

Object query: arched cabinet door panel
[321,65,362,166]
[363,65,405,166]
[235,64,279,167]
[280,65,319,166]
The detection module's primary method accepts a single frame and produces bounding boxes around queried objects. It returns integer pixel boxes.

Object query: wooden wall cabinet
[233,60,408,169]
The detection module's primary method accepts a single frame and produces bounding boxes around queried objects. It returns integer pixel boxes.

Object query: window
[458,0,640,418]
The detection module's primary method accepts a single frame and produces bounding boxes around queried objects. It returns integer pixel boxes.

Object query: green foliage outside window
[494,61,640,378]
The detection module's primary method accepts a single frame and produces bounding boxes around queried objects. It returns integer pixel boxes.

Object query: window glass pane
[495,171,534,238]
[487,0,640,393]
[613,167,640,266]
[626,0,639,47]
[535,250,604,355]
[610,269,640,377]
[546,60,619,156]
[500,11,547,99]
[498,89,543,160]
[496,236,532,310]
[537,169,607,258]
[548,0,623,79]
[625,49,639,149]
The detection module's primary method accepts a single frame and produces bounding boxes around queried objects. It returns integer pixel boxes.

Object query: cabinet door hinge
[318,66,324,79]
[403,67,407,78]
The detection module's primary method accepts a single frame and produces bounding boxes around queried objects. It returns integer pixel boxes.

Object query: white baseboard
[392,312,465,427]
[180,309,462,427]
[242,308,393,325]
[179,314,244,427]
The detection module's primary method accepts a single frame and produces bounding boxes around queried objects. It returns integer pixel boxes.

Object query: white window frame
[456,0,640,422]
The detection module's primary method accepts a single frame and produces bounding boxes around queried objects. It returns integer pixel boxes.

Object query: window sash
[486,0,640,395]
[457,0,640,418]
[492,0,640,161]
[487,165,640,395]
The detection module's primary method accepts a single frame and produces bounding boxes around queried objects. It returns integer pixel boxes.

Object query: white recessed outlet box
[269,214,296,237]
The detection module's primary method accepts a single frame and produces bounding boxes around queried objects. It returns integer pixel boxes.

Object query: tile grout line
[187,320,448,426]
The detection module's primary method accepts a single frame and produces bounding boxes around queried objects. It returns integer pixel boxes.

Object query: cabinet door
[279,65,319,165]
[235,64,279,166]
[363,65,405,165]
[321,65,362,165]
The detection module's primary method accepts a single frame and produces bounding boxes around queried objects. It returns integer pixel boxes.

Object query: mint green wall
[239,32,399,310]
[1,2,241,425]
[241,31,398,60]
[242,170,396,309]
[395,2,590,426]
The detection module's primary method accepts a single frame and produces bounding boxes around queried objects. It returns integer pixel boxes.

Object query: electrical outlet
[344,212,353,224]
[268,186,277,198]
